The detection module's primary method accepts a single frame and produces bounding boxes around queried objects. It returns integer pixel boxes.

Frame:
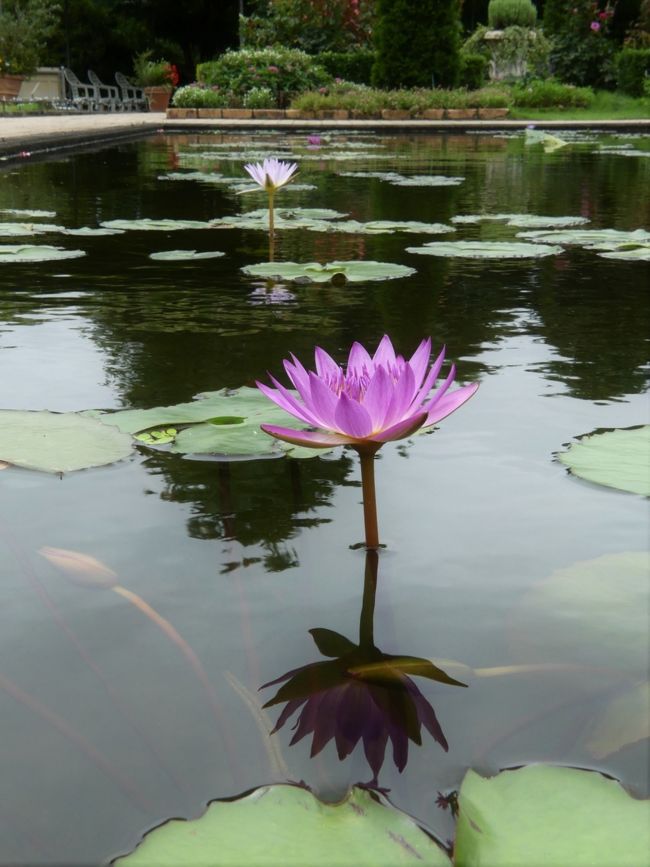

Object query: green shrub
[511,78,594,107]
[459,53,488,88]
[546,0,617,88]
[316,49,375,84]
[615,47,650,95]
[290,84,512,113]
[487,0,537,29]
[197,47,330,107]
[243,85,277,108]
[372,0,461,89]
[172,85,235,108]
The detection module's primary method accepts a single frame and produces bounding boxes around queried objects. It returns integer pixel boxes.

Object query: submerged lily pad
[451,214,589,228]
[0,411,133,473]
[241,261,415,283]
[114,784,451,866]
[0,245,86,263]
[99,218,213,231]
[96,388,330,460]
[149,250,226,261]
[405,240,562,259]
[557,425,649,496]
[455,765,650,867]
[585,680,650,759]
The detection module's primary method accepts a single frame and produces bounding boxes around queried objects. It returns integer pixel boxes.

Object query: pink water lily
[257,335,478,450]
[243,157,298,193]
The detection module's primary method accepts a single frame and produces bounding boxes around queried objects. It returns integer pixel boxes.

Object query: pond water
[0,129,648,865]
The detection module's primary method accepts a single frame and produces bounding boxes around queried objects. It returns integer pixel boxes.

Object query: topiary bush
[487,0,537,29]
[615,47,650,95]
[459,52,488,88]
[196,47,331,107]
[371,0,461,89]
[316,49,375,84]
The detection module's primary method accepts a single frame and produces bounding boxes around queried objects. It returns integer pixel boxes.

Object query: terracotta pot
[144,86,172,112]
[0,74,25,100]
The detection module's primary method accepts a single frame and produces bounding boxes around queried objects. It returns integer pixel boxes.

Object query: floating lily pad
[0,222,65,236]
[99,218,213,231]
[0,411,133,473]
[0,245,86,263]
[557,426,650,496]
[62,227,125,236]
[525,129,570,152]
[510,551,649,673]
[348,220,454,235]
[149,250,226,261]
[114,784,451,866]
[96,388,330,460]
[210,208,345,233]
[241,261,415,283]
[451,214,589,228]
[585,680,650,759]
[160,171,227,183]
[455,765,650,867]
[517,228,650,249]
[405,240,562,259]
[597,245,650,261]
[0,208,57,218]
[134,428,178,445]
[389,175,465,187]
[242,208,345,222]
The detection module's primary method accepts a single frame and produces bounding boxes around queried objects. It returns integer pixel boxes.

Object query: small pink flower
[267,65,279,74]
[590,20,601,30]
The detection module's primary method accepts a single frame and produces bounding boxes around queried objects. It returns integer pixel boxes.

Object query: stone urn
[144,86,172,112]
[483,29,531,81]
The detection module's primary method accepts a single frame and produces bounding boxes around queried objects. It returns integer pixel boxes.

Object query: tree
[371,0,462,88]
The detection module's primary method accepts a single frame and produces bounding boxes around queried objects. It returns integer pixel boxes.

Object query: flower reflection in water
[248,283,296,306]
[261,551,466,783]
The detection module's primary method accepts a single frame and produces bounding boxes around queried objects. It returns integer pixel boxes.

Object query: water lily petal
[372,334,397,368]
[425,382,479,425]
[373,411,428,442]
[244,163,265,186]
[411,347,446,410]
[347,341,374,377]
[314,345,340,381]
[408,338,432,388]
[382,363,416,428]
[261,424,355,448]
[256,379,319,426]
[363,366,394,431]
[284,355,311,395]
[307,372,338,427]
[334,392,374,438]
[424,363,456,412]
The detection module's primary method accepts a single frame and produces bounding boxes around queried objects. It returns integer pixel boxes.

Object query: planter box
[252,109,285,119]
[197,109,222,118]
[478,107,510,119]
[421,108,445,119]
[316,110,349,119]
[446,108,478,119]
[0,74,25,99]
[381,109,410,120]
[284,109,307,119]
[220,108,253,119]
[167,108,197,118]
[350,110,379,119]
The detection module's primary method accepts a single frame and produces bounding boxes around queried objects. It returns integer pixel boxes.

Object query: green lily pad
[0,245,86,263]
[241,261,415,283]
[134,428,178,445]
[455,765,649,867]
[0,208,57,218]
[405,241,562,259]
[344,220,454,235]
[597,245,650,261]
[241,208,345,221]
[557,426,650,496]
[389,175,465,186]
[114,784,451,866]
[62,227,125,236]
[0,222,65,236]
[160,171,227,183]
[210,208,345,232]
[451,214,589,228]
[517,228,650,248]
[525,129,570,152]
[149,250,226,261]
[0,411,133,473]
[96,388,331,460]
[99,218,213,231]
[510,551,649,673]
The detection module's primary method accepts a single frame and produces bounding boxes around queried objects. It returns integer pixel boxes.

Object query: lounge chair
[61,67,96,111]
[88,70,122,111]
[115,72,148,111]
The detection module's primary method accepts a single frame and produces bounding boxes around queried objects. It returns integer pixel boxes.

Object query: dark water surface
[0,130,648,865]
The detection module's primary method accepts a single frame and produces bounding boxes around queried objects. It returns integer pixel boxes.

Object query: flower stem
[359,549,378,648]
[357,446,380,550]
[268,190,275,261]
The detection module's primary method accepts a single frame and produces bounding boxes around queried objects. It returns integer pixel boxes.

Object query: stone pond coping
[167,107,509,120]
[1,111,649,160]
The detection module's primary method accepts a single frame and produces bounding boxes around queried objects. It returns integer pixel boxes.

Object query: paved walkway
[1,111,649,158]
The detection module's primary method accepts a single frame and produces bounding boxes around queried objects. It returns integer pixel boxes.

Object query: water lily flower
[243,157,298,195]
[257,335,477,548]
[256,334,477,450]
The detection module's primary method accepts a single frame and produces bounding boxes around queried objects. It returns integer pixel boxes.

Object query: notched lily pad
[0,245,86,263]
[0,411,133,473]
[406,240,562,259]
[113,784,451,866]
[241,261,415,283]
[557,425,650,496]
[455,765,650,867]
[149,250,226,261]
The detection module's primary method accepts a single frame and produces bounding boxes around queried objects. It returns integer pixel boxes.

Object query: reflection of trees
[142,450,354,571]
[262,550,465,783]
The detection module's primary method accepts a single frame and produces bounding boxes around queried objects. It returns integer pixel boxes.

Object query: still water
[0,130,648,865]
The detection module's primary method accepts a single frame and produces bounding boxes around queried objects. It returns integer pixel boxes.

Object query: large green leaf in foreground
[455,765,650,867]
[557,425,650,496]
[241,261,415,283]
[0,411,133,473]
[114,784,451,866]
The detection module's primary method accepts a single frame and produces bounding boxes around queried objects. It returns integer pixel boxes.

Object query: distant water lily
[241,158,298,251]
[257,335,478,547]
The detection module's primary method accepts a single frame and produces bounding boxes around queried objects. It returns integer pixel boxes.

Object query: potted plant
[133,50,179,111]
[0,0,58,98]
